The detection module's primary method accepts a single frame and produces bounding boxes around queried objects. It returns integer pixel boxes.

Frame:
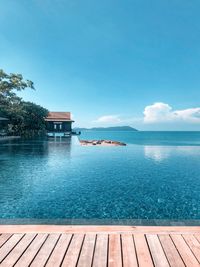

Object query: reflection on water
[144,146,200,162]
[144,146,172,162]
[46,137,72,168]
[0,137,72,202]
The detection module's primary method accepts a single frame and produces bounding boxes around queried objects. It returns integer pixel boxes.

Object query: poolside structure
[45,112,74,136]
[0,225,200,266]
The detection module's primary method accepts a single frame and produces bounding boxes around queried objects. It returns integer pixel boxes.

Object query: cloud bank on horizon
[144,103,200,124]
[94,115,121,124]
[94,102,200,127]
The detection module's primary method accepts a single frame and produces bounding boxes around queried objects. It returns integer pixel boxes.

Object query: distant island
[73,126,138,131]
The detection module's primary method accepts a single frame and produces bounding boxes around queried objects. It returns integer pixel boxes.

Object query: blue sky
[0,0,200,130]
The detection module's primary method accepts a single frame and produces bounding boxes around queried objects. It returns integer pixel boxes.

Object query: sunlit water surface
[0,131,200,224]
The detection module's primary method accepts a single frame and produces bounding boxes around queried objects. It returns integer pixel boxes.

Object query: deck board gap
[157,234,171,267]
[28,234,49,267]
[144,234,156,267]
[60,234,74,266]
[106,235,109,267]
[43,234,62,267]
[132,234,139,267]
[181,234,200,264]
[120,235,124,267]
[0,234,13,249]
[0,234,25,264]
[170,234,200,266]
[45,234,73,267]
[13,234,38,266]
[193,234,200,245]
[75,234,86,267]
[90,234,97,267]
[168,234,186,266]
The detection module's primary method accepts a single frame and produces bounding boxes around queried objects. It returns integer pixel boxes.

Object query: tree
[8,101,49,137]
[0,69,34,92]
[0,69,34,117]
[0,69,48,137]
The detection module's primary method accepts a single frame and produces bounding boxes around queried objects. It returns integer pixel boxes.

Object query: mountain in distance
[73,126,138,131]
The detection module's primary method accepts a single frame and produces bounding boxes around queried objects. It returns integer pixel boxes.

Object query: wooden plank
[183,234,200,263]
[45,234,72,267]
[171,234,200,267]
[30,234,60,267]
[146,234,169,267]
[92,234,108,267]
[0,227,200,267]
[194,233,200,243]
[134,234,154,267]
[108,234,122,267]
[1,233,36,266]
[159,234,185,267]
[77,234,96,267]
[61,234,84,267]
[0,234,23,263]
[1,225,200,234]
[0,234,12,248]
[121,234,138,267]
[14,234,48,267]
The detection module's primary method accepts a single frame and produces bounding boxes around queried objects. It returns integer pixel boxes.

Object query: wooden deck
[0,226,200,266]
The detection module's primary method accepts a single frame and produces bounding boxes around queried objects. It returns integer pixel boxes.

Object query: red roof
[45,112,74,122]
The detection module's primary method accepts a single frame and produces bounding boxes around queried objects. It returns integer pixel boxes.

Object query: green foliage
[8,101,49,138]
[0,69,34,93]
[0,69,34,116]
[0,69,48,137]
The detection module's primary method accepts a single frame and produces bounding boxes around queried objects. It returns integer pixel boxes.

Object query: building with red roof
[45,112,74,133]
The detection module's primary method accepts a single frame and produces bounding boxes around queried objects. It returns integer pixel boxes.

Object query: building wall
[46,121,72,132]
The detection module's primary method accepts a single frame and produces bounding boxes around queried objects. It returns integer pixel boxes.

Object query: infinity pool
[0,132,200,224]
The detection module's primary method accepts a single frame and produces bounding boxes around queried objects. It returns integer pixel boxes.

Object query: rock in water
[79,139,126,146]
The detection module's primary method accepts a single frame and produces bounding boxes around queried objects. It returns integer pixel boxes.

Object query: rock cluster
[80,139,126,146]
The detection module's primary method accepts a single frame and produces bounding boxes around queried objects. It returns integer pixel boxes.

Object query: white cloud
[94,115,121,124]
[144,103,172,123]
[144,102,200,123]
[174,108,200,122]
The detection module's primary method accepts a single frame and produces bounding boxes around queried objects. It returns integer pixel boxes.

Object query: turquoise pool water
[0,131,200,224]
